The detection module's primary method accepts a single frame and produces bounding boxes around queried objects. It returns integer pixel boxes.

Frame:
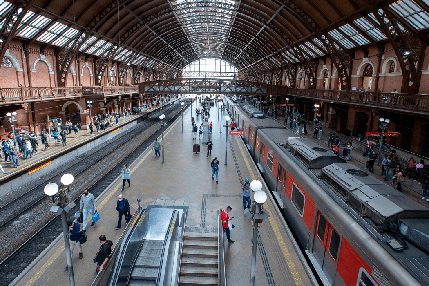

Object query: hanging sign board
[366,132,381,137]
[229,131,245,136]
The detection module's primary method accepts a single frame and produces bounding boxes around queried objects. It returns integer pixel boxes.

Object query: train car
[225,97,429,286]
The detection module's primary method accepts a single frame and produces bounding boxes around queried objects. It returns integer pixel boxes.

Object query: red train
[226,98,429,286]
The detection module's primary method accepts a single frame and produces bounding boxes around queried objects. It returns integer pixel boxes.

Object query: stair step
[181,256,218,265]
[179,275,218,285]
[129,280,157,286]
[180,266,218,276]
[131,267,158,280]
[182,253,218,259]
[184,236,217,241]
[183,240,217,247]
[182,247,218,255]
[135,256,161,267]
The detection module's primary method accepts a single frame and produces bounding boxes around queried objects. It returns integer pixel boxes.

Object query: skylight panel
[338,24,370,46]
[299,44,315,58]
[390,0,429,30]
[0,1,12,17]
[79,36,97,52]
[37,21,67,43]
[87,39,106,54]
[305,41,324,56]
[51,27,79,47]
[354,17,386,41]
[17,14,51,39]
[94,42,112,56]
[328,29,355,49]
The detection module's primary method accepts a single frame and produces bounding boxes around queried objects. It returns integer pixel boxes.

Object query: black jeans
[122,179,130,189]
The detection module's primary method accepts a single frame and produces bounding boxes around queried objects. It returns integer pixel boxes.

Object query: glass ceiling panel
[51,27,79,47]
[37,21,67,43]
[16,12,51,39]
[79,36,97,52]
[338,24,370,46]
[169,0,240,58]
[328,29,355,49]
[390,0,429,30]
[305,41,324,56]
[87,39,106,54]
[354,17,386,41]
[94,42,113,56]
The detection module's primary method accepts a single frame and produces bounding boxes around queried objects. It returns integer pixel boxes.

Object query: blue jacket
[122,168,131,179]
[69,222,81,242]
[116,199,130,212]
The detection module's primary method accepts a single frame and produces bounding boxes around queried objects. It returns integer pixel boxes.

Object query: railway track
[0,102,188,286]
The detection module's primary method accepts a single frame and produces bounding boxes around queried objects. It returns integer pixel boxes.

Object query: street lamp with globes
[223,115,231,165]
[6,111,17,146]
[159,114,166,163]
[377,118,390,166]
[44,174,76,286]
[244,179,269,286]
[181,102,185,133]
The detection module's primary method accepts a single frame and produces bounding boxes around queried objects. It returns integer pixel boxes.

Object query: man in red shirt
[221,206,235,244]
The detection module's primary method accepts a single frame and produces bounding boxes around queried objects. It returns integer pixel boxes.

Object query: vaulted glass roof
[169,0,239,58]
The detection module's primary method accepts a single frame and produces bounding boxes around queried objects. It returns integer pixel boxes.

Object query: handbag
[92,212,100,223]
[75,211,83,224]
[125,212,132,224]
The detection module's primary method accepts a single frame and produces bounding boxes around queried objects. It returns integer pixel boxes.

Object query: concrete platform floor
[12,101,316,286]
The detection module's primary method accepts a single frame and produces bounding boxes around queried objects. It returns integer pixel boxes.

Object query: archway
[362,64,373,91]
[62,101,83,126]
[353,112,369,136]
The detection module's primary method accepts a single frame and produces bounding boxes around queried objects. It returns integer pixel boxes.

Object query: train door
[259,142,265,164]
[312,212,341,285]
[276,163,287,199]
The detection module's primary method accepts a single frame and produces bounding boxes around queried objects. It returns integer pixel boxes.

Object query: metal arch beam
[121,4,188,63]
[0,0,36,69]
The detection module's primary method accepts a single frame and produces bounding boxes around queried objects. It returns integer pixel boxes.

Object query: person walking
[3,140,11,162]
[199,124,203,138]
[67,220,83,263]
[209,122,213,133]
[60,129,67,146]
[11,146,19,167]
[115,194,130,229]
[94,235,112,273]
[192,124,198,140]
[318,127,323,140]
[74,125,79,138]
[221,206,235,244]
[206,139,213,157]
[30,135,38,153]
[153,139,161,158]
[25,139,32,159]
[79,189,97,232]
[121,164,131,191]
[211,157,220,183]
[239,176,251,210]
[368,149,376,174]
[396,170,404,192]
[382,156,391,181]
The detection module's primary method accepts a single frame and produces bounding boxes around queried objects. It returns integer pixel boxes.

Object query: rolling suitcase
[193,144,200,153]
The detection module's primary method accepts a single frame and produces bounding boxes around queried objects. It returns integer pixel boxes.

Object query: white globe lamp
[254,190,267,204]
[250,180,262,192]
[61,174,74,186]
[44,183,59,196]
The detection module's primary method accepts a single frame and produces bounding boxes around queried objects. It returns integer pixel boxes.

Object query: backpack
[106,240,113,255]
[211,160,219,171]
[79,231,87,244]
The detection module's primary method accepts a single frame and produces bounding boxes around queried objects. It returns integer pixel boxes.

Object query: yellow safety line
[235,136,303,286]
[25,117,180,286]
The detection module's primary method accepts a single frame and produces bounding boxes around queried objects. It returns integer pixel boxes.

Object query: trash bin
[193,144,200,153]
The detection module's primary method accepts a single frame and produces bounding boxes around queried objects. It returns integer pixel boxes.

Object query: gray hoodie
[80,193,96,210]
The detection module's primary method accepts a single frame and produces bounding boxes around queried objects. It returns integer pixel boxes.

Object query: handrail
[218,208,227,286]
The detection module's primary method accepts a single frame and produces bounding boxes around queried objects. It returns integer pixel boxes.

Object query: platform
[11,100,316,286]
[0,104,173,184]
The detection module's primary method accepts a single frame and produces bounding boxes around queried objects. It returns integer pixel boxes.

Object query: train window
[277,164,283,182]
[356,268,376,286]
[317,214,327,242]
[283,170,287,189]
[267,153,274,171]
[260,142,265,157]
[291,184,305,216]
[328,229,341,261]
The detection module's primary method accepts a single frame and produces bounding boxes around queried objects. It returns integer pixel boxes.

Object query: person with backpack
[239,176,251,210]
[115,194,130,229]
[67,221,83,267]
[206,139,213,157]
[60,129,67,146]
[94,235,113,273]
[153,139,161,158]
[192,124,198,140]
[211,157,220,184]
[73,125,79,138]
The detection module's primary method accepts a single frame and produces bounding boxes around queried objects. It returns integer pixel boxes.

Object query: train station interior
[1,0,429,285]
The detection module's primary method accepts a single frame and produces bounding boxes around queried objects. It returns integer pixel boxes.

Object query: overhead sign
[366,132,381,137]
[229,131,245,136]
[279,104,287,106]
[288,104,295,106]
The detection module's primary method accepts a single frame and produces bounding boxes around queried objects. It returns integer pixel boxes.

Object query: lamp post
[181,102,184,133]
[6,112,17,146]
[44,174,76,286]
[223,115,230,165]
[87,101,93,127]
[314,104,319,124]
[159,114,166,163]
[377,118,389,166]
[244,180,269,286]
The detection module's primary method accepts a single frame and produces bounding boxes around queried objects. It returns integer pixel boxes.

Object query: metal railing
[0,85,138,103]
[287,88,429,113]
[218,209,227,286]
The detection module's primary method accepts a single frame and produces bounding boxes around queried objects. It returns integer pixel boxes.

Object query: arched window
[363,64,373,76]
[2,57,14,68]
[389,61,395,73]
[323,69,329,78]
